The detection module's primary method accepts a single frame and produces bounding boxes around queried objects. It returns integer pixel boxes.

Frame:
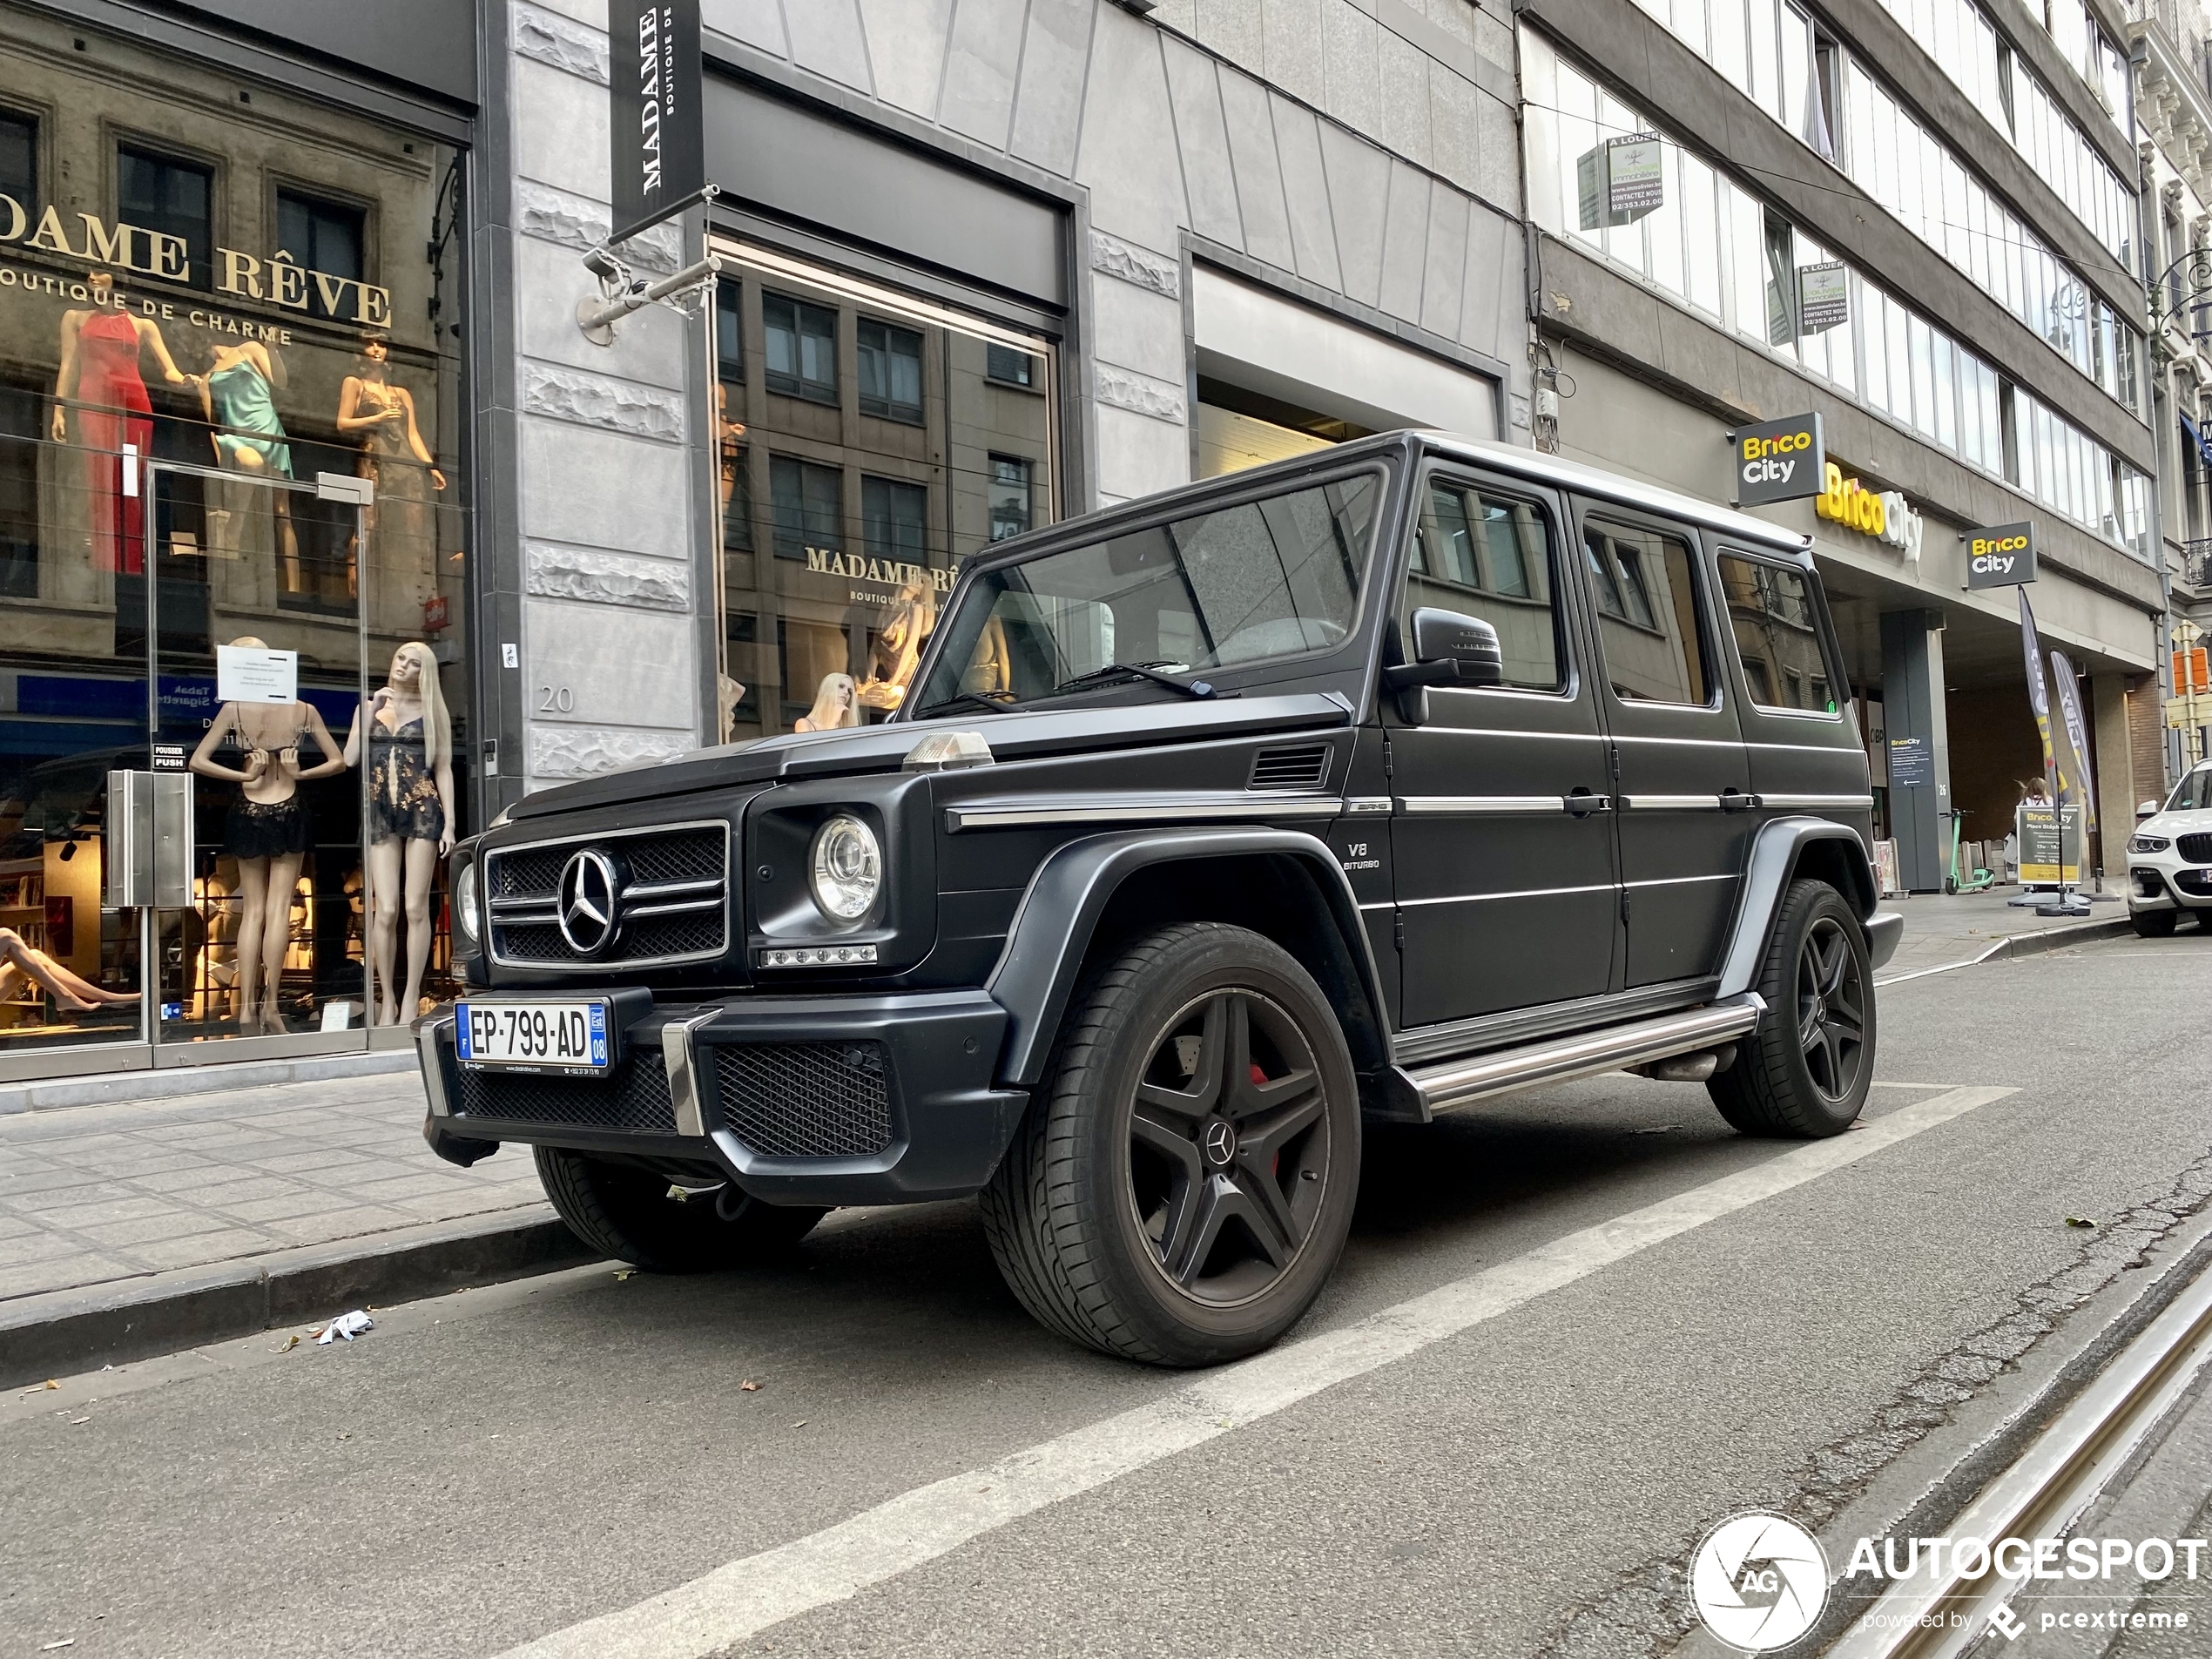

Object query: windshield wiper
[1049,660,1221,700]
[912,688,1022,720]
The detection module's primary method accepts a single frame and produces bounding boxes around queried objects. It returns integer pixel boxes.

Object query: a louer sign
[608,0,705,245]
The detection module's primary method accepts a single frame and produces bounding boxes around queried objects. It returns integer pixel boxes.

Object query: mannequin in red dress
[51,270,185,575]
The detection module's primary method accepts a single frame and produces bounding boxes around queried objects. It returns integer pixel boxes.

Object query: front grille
[2175,833,2212,865]
[714,1042,894,1159]
[484,822,730,968]
[1248,744,1332,792]
[2176,867,2212,896]
[450,1054,678,1134]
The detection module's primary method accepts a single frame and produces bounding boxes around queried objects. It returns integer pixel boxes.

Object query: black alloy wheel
[1795,914,1868,1105]
[981,921,1361,1366]
[1127,988,1332,1306]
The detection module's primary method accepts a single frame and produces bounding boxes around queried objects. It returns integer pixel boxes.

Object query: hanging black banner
[608,0,705,245]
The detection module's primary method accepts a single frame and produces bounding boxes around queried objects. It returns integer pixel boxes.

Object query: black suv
[420,432,1900,1366]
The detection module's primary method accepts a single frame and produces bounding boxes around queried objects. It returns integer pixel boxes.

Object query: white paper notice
[216,645,299,704]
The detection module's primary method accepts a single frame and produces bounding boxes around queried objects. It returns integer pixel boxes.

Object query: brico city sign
[1814,463,1923,559]
[1965,522,2037,589]
[1728,413,1824,506]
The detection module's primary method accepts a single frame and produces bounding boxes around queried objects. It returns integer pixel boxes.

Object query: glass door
[145,455,372,1059]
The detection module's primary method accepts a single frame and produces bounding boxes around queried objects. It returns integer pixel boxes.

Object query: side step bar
[1404,995,1765,1118]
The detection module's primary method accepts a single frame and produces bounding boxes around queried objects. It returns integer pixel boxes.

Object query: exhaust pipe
[1630,1043,1737,1083]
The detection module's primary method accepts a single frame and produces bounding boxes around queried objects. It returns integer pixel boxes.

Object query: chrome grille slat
[484,820,731,970]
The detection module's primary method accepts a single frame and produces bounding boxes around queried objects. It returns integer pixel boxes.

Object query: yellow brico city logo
[1815,462,1922,557]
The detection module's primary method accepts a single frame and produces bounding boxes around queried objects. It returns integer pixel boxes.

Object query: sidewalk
[1873,885,2134,981]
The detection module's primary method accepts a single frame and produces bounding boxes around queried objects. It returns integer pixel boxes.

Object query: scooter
[1946,808,1999,894]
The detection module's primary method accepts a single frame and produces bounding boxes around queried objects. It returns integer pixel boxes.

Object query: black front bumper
[418,989,1027,1205]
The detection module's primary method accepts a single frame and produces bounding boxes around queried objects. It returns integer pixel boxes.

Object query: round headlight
[454,860,481,944]
[809,815,881,922]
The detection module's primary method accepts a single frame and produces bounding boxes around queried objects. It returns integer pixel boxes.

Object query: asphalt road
[3,929,2209,1659]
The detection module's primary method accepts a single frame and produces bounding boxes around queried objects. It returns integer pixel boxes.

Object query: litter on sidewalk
[314,1311,374,1345]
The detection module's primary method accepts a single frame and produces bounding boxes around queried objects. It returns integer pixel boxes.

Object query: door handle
[103,771,192,908]
[1718,789,1762,813]
[153,772,194,908]
[1563,791,1614,816]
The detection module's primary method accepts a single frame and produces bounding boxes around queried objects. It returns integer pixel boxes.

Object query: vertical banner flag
[608,0,705,244]
[2049,650,2098,836]
[2018,587,2058,804]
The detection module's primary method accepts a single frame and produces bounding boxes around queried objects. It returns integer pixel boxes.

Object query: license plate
[455,999,610,1075]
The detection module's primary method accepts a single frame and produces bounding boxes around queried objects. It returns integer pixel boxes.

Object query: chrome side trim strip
[1760,794,1877,810]
[418,1015,455,1117]
[1623,872,1738,887]
[1620,794,1723,811]
[1396,794,1565,815]
[1397,881,1615,907]
[1411,995,1765,1116]
[944,794,1343,831]
[663,1012,720,1138]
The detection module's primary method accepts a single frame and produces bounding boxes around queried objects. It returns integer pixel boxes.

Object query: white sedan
[2126,761,2212,936]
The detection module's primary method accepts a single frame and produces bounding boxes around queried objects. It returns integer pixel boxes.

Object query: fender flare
[1716,817,1882,999]
[986,826,1389,1088]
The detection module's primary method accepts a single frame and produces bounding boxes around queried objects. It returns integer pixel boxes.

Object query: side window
[1583,520,1712,706]
[1403,477,1565,691]
[1716,553,1838,714]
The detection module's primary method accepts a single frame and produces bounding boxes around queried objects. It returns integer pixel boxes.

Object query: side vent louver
[1248,744,1332,792]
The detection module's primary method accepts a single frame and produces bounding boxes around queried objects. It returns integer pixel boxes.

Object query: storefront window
[713,242,1058,739]
[0,5,468,1063]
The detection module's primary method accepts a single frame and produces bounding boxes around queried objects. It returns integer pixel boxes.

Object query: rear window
[1716,554,1838,714]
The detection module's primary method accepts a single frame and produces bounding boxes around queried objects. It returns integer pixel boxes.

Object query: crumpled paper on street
[315,1311,374,1345]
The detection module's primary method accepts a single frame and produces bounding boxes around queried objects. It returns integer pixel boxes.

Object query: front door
[1387,466,1619,1028]
[1572,503,1751,988]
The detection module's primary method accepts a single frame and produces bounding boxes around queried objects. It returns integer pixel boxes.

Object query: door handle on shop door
[105,771,195,909]
[1563,791,1614,816]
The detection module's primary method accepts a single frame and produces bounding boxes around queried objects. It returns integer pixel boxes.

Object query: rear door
[1710,546,1876,838]
[1572,502,1752,988]
[1386,464,1620,1027]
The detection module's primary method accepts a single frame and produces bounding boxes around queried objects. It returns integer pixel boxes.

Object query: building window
[0,111,34,212]
[274,189,364,320]
[770,455,841,558]
[715,275,743,385]
[856,319,923,423]
[721,445,752,553]
[861,475,927,563]
[986,343,1036,388]
[764,291,837,404]
[117,145,213,288]
[988,455,1033,542]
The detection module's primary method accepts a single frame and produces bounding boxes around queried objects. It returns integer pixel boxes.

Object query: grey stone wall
[502,0,704,792]
[704,0,1527,503]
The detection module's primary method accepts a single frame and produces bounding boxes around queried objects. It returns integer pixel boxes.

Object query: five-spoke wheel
[981,921,1360,1366]
[1795,914,1868,1105]
[1708,878,1874,1138]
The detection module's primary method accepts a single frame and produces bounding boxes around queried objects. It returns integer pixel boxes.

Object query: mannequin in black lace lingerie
[342,642,455,1025]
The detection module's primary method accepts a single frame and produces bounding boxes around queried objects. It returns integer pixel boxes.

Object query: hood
[509,691,1356,819]
[2137,808,2212,841]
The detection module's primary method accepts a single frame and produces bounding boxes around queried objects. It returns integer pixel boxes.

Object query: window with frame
[1717,554,1836,712]
[1404,477,1562,691]
[861,475,927,563]
[986,343,1036,388]
[0,111,34,212]
[117,145,212,288]
[722,443,752,552]
[764,291,837,403]
[857,319,923,423]
[770,455,841,558]
[988,455,1033,542]
[274,190,364,319]
[714,275,743,384]
[1583,521,1712,705]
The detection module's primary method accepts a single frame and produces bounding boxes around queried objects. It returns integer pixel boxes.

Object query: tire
[2132,907,2178,938]
[980,921,1361,1367]
[534,1146,826,1272]
[1706,879,1873,1139]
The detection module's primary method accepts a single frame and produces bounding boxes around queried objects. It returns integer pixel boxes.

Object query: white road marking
[494,1084,2018,1659]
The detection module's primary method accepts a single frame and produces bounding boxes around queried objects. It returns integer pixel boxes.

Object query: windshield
[911,472,1382,713]
[2168,767,2212,813]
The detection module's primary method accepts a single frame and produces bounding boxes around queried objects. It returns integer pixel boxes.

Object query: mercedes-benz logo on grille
[556,848,621,956]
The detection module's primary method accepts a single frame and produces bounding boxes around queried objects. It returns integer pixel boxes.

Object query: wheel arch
[986,827,1393,1089]
[1716,818,1879,1001]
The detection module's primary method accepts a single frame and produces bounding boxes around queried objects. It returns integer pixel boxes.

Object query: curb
[0,1205,596,1388]
[1876,913,2133,985]
[0,1048,420,1116]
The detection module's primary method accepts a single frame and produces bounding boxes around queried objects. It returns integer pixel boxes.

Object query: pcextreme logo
[1689,1512,1830,1653]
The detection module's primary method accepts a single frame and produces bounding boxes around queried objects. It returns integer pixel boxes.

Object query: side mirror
[1384,608,1505,691]
[2138,799,2161,821]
